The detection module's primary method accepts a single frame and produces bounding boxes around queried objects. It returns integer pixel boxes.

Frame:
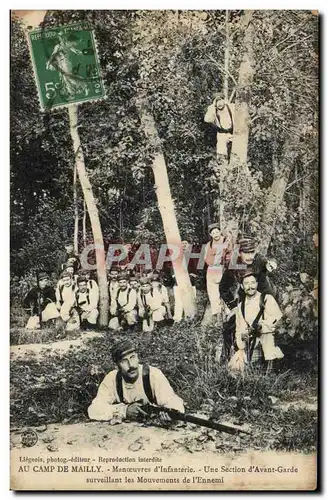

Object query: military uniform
[108,277,138,331]
[67,278,99,331]
[23,280,59,329]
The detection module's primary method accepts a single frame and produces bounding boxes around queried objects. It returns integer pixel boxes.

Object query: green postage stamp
[27,23,106,110]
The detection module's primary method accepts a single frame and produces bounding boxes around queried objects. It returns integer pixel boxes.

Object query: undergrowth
[10,322,317,452]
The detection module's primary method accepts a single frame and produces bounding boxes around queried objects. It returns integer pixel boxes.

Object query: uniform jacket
[23,286,56,315]
[219,253,276,309]
[88,364,184,421]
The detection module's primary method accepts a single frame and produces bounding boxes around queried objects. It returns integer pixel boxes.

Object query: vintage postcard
[10,9,318,491]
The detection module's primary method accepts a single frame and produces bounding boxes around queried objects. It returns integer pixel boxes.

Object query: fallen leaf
[47,443,58,452]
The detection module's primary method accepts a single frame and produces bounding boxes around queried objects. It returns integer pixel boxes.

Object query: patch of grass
[10,321,317,452]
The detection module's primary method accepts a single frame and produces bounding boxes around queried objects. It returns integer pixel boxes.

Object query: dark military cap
[111,340,136,363]
[238,238,257,253]
[208,222,221,234]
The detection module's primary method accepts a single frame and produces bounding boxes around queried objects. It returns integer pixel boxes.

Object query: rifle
[36,271,43,329]
[142,403,251,436]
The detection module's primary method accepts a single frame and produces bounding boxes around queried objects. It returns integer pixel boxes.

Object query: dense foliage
[11,11,318,361]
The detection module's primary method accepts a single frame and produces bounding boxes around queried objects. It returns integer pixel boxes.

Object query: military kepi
[111,340,136,363]
[208,222,220,233]
[238,237,257,253]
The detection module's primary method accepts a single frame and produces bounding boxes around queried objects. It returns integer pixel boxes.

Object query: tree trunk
[231,10,255,165]
[68,104,109,326]
[73,163,79,254]
[137,99,197,319]
[223,10,230,101]
[259,132,300,254]
[82,200,87,248]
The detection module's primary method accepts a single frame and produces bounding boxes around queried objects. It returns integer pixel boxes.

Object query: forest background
[10,10,319,451]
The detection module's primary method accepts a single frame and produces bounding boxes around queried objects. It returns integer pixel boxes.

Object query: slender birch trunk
[137,99,197,318]
[231,10,255,165]
[82,200,87,248]
[68,104,109,326]
[73,163,79,254]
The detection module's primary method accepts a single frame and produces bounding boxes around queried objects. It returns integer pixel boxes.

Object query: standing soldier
[204,223,231,322]
[219,237,278,361]
[204,93,235,163]
[108,275,138,331]
[23,272,59,329]
[233,271,284,373]
[173,240,198,323]
[67,276,99,331]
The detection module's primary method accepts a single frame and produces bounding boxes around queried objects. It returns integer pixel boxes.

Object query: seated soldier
[55,271,76,325]
[63,262,78,284]
[129,274,140,292]
[108,274,138,331]
[108,266,120,299]
[137,277,168,332]
[57,240,80,276]
[150,271,173,322]
[234,271,284,372]
[79,269,99,294]
[66,276,99,331]
[88,340,184,422]
[23,272,60,329]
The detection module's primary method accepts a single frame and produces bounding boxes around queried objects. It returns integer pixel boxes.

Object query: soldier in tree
[23,272,60,329]
[204,93,235,163]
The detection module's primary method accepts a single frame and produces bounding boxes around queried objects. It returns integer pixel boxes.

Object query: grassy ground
[10,320,317,453]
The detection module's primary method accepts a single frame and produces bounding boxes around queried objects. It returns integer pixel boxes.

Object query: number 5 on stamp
[27,23,106,111]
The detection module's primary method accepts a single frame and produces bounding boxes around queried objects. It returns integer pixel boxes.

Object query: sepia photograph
[10,9,318,491]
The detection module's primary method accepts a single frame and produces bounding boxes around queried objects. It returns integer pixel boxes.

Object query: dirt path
[10,331,104,361]
[10,420,317,491]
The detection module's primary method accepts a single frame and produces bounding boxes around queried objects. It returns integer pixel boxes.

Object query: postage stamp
[27,23,106,111]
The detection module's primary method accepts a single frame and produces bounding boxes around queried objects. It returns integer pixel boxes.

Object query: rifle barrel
[178,412,251,435]
[147,405,251,436]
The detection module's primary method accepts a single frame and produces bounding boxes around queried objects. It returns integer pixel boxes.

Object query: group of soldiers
[23,241,180,334]
[23,226,284,370]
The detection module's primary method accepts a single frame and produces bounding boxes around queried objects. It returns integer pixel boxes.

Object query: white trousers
[173,286,197,322]
[206,266,223,315]
[141,306,167,332]
[25,303,60,330]
[108,310,137,330]
[66,307,99,331]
